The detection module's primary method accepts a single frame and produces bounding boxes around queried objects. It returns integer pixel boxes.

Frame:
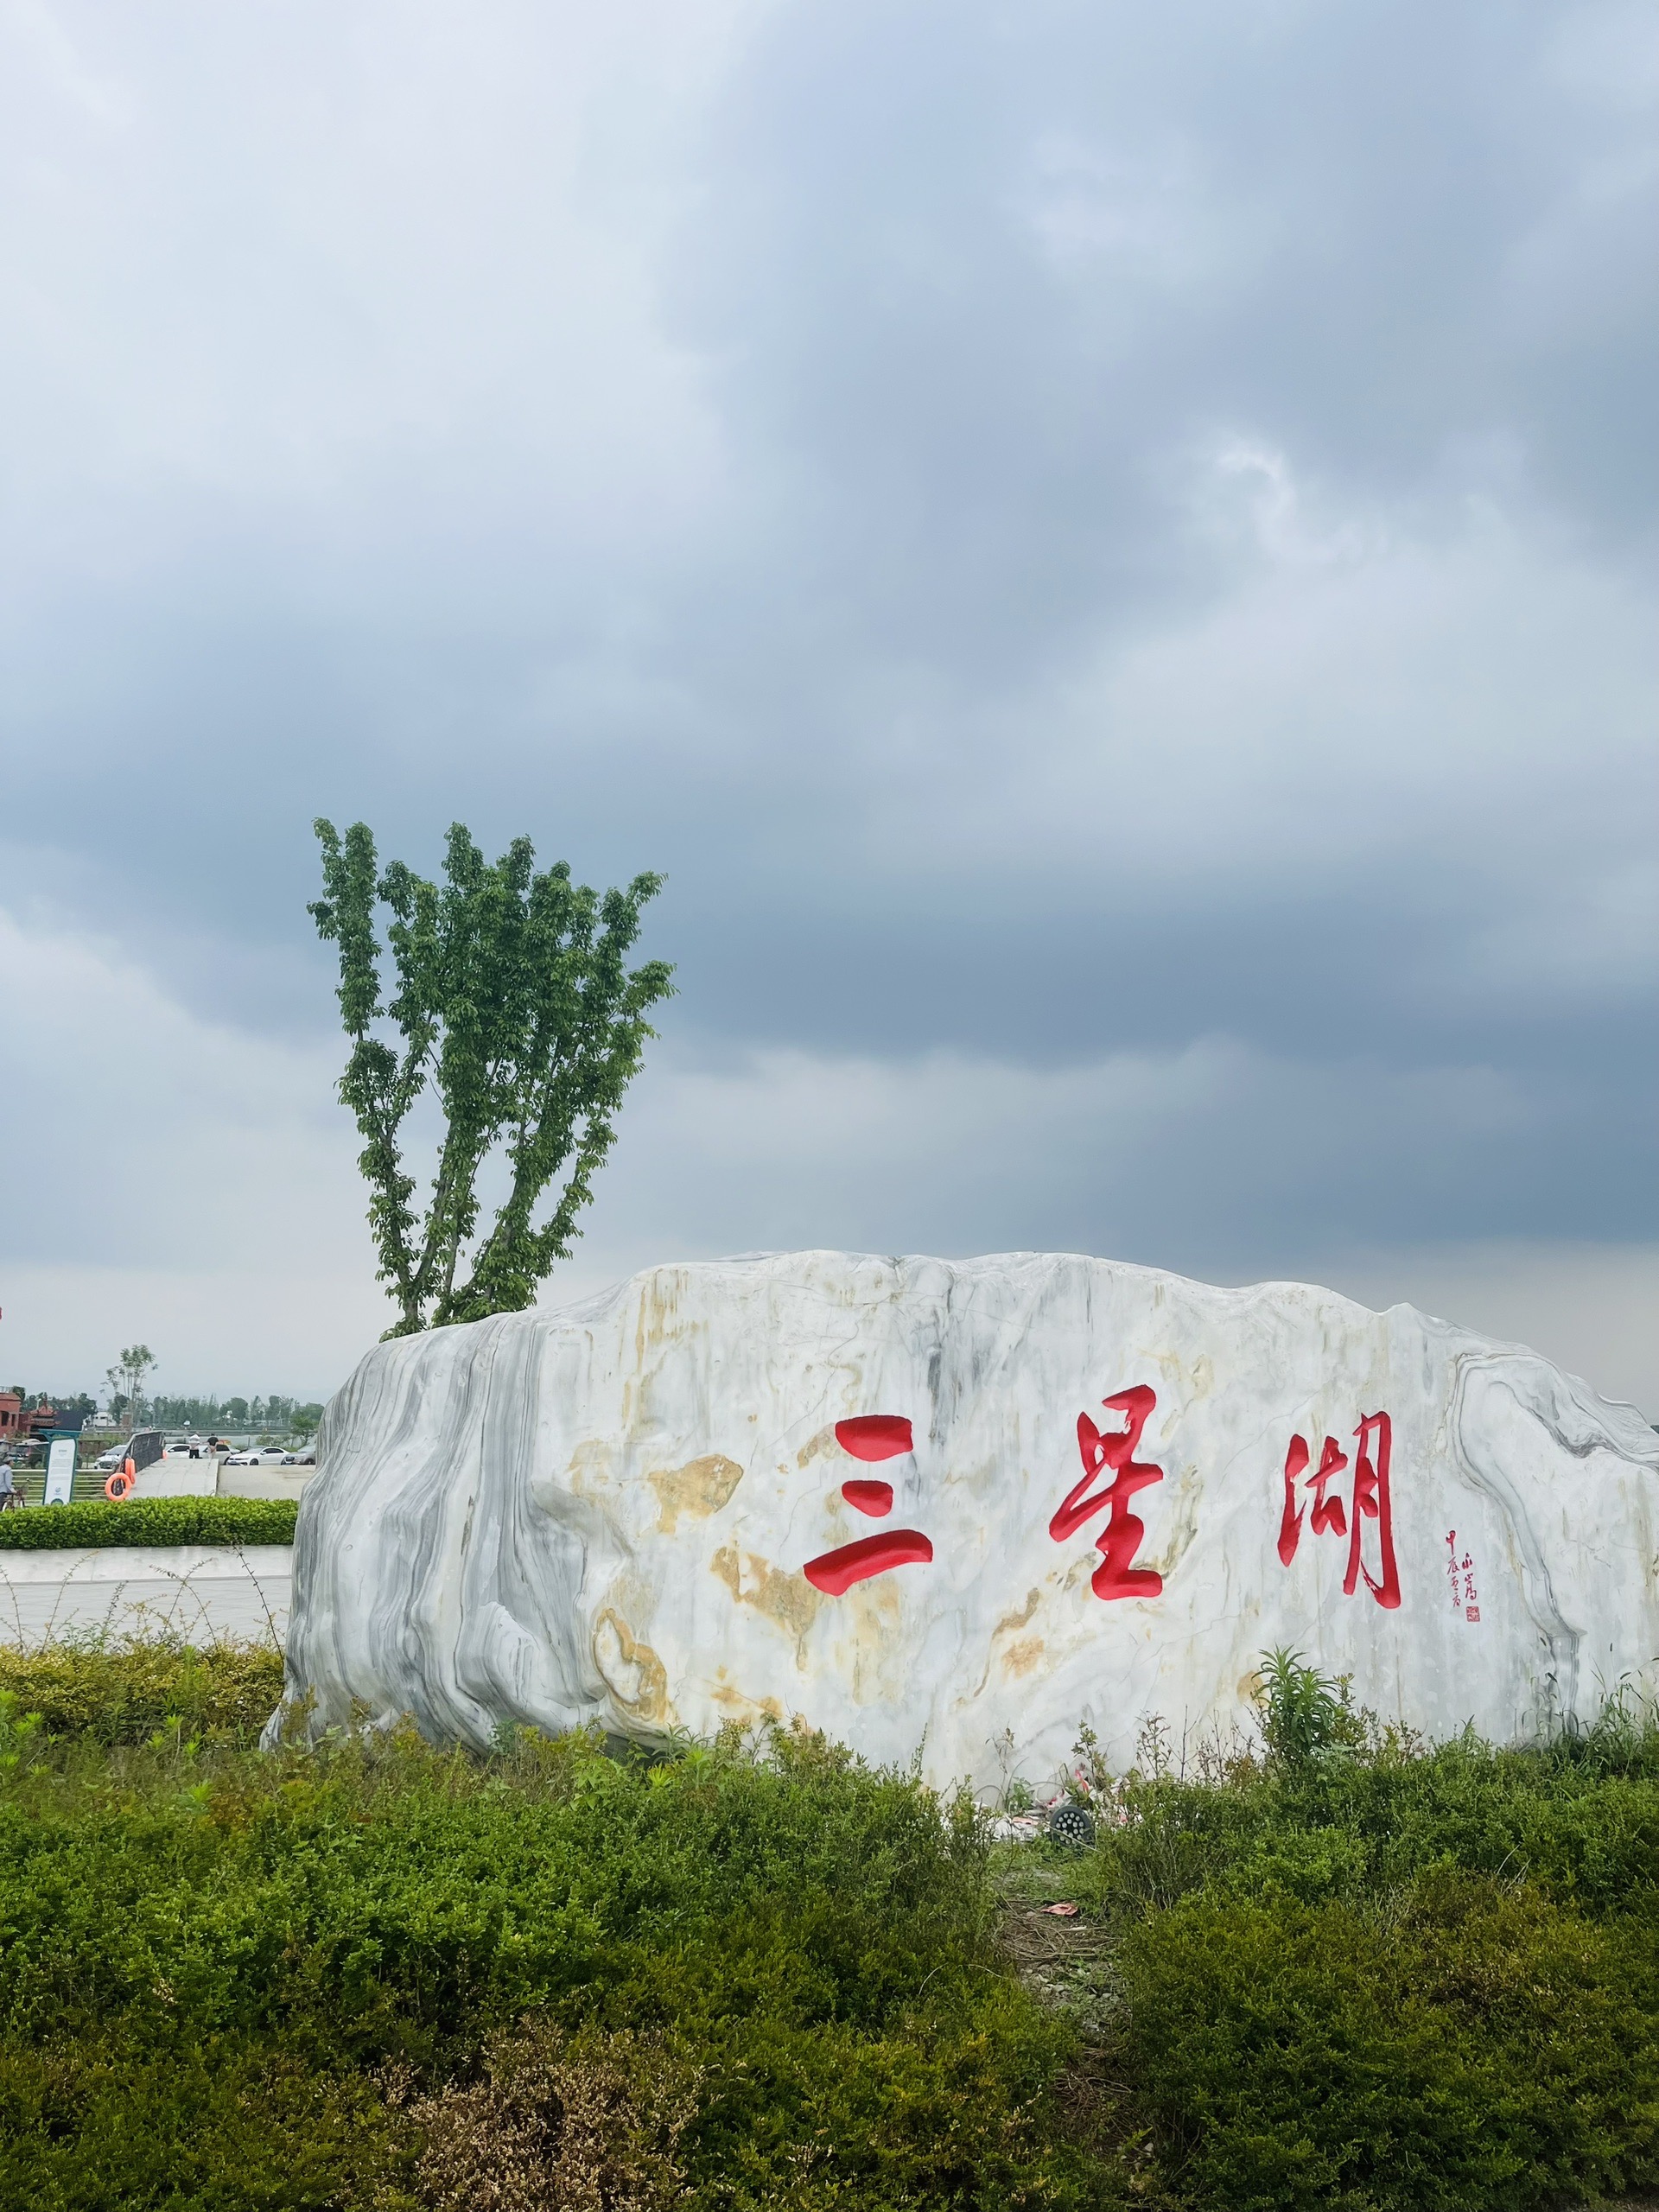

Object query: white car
[226,1446,293,1467]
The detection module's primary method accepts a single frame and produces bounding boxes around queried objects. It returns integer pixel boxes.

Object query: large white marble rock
[275,1251,1659,1789]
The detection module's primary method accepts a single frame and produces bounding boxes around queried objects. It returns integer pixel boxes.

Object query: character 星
[1049,1386,1166,1601]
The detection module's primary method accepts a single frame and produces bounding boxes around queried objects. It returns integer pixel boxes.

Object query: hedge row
[0,1634,285,1740]
[0,1496,298,1551]
[0,1699,1102,2209]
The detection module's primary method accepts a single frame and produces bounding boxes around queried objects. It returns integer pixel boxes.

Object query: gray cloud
[0,0,1654,1390]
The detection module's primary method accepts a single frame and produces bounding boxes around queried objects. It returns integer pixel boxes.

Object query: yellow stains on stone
[593,1610,671,1724]
[608,1567,662,1639]
[563,1439,618,1499]
[1145,1459,1205,1583]
[707,1670,785,1723]
[840,1573,906,1706]
[992,1586,1043,1640]
[1060,1552,1098,1600]
[633,1269,690,1367]
[1144,1341,1201,1397]
[795,1425,839,1469]
[1001,1635,1046,1680]
[975,1583,1058,1696]
[709,1542,824,1664]
[650,1453,744,1535]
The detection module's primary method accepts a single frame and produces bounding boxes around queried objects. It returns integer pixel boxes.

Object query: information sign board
[43,1436,77,1507]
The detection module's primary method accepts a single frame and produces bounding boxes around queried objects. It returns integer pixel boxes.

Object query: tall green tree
[105,1346,157,1426]
[310,820,673,1338]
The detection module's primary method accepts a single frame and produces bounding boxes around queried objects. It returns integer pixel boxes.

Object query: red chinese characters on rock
[1277,1411,1400,1609]
[802,1416,936,1595]
[1050,1385,1166,1601]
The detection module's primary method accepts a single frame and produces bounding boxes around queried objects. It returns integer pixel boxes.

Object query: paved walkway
[0,1545,293,1646]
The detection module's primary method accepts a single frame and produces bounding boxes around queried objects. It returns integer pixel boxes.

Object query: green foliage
[104,1345,156,1428]
[16,1638,1659,2209]
[1049,1675,1659,2209]
[0,1497,297,1551]
[0,1635,284,1743]
[0,1672,1103,2210]
[1119,1877,1659,2210]
[1256,1646,1367,1773]
[145,1395,325,1434]
[310,818,674,1337]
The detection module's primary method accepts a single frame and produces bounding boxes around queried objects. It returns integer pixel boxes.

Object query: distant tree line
[8,1385,324,1438]
[140,1395,326,1436]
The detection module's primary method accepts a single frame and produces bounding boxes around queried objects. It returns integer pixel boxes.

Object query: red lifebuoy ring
[105,1469,135,1501]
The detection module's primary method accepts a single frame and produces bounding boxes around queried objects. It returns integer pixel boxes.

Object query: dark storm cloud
[1,0,1654,1289]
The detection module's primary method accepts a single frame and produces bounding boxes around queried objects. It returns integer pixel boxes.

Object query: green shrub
[16,1636,1659,2210]
[1257,1646,1367,1773]
[0,1707,1107,2209]
[0,1497,297,1551]
[1118,1872,1659,2211]
[1086,1725,1659,1923]
[0,1633,284,1743]
[1058,1669,1659,2209]
[0,2035,405,2212]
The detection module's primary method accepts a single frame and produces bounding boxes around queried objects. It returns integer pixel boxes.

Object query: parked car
[226,1446,294,1467]
[288,1442,317,1466]
[93,1430,167,1476]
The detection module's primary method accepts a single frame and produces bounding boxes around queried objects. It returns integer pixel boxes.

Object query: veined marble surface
[272,1251,1659,1789]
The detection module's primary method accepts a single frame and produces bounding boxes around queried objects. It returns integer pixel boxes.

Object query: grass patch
[1119,1873,1659,2209]
[0,1497,297,1551]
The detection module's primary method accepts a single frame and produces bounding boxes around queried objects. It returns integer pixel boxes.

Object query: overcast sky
[2,0,1655,1411]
